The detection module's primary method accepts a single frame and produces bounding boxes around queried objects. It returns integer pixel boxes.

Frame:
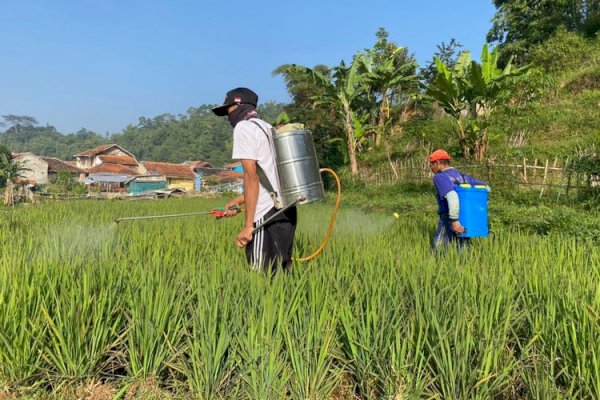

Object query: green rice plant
[40,260,124,384]
[125,260,189,380]
[283,270,342,400]
[235,273,290,399]
[182,268,240,399]
[0,260,48,388]
[388,272,438,400]
[0,198,599,398]
[337,262,405,399]
[517,247,600,399]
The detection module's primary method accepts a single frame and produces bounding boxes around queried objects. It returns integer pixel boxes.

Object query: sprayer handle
[211,205,241,218]
[228,205,241,214]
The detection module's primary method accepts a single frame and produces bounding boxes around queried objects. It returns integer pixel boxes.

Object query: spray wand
[114,205,241,224]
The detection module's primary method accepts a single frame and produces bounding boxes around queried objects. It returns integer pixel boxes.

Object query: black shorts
[245,206,297,272]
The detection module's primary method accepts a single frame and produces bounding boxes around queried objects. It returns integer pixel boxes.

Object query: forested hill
[0,102,285,166]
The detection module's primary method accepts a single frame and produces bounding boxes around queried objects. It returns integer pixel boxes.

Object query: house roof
[224,161,242,168]
[98,154,138,166]
[196,167,243,184]
[87,163,139,175]
[216,170,244,183]
[41,157,85,174]
[84,174,132,184]
[74,144,115,157]
[142,161,195,179]
[74,144,134,158]
[10,152,33,160]
[184,160,214,169]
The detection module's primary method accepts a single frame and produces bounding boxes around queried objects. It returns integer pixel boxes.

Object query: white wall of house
[13,153,48,185]
[76,156,94,169]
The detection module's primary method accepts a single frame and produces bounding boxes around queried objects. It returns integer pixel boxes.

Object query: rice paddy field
[0,197,599,399]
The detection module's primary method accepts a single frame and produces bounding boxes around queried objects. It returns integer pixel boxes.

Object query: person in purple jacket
[429,149,485,252]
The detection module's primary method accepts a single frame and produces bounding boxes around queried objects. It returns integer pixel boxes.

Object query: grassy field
[0,198,599,399]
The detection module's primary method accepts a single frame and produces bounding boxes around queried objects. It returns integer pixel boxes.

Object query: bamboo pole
[549,157,558,196]
[558,158,569,202]
[540,159,549,197]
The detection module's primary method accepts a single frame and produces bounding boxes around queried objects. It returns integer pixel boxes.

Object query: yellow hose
[295,168,342,262]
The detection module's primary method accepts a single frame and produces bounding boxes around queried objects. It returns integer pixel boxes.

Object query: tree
[0,153,30,206]
[0,145,10,162]
[0,145,11,188]
[275,29,421,172]
[360,47,419,145]
[357,29,420,146]
[488,0,600,62]
[272,64,346,168]
[421,39,464,86]
[426,44,529,160]
[275,58,370,175]
[1,115,38,133]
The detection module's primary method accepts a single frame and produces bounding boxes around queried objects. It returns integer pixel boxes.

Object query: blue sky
[0,1,496,135]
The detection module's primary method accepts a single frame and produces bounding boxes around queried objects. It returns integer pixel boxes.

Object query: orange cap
[428,149,452,162]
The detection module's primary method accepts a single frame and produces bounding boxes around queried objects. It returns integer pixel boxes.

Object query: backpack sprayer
[250,122,341,261]
[115,123,342,262]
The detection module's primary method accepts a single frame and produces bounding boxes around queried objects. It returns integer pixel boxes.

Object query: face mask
[228,104,258,127]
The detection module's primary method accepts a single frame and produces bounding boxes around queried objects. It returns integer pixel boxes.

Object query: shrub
[530,29,600,74]
[564,66,600,93]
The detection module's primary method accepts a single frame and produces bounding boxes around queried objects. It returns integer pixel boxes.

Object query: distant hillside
[0,102,285,166]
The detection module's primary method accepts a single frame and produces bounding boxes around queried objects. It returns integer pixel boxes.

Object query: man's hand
[219,197,244,218]
[236,225,254,248]
[451,220,465,234]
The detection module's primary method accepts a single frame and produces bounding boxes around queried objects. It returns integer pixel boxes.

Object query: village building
[194,166,244,194]
[40,157,85,182]
[224,161,243,173]
[10,152,49,185]
[126,175,168,196]
[75,144,145,193]
[74,144,144,174]
[183,160,214,169]
[141,161,197,192]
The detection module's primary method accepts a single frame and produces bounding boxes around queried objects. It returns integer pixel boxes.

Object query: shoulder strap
[446,169,467,186]
[454,173,467,185]
[249,120,279,196]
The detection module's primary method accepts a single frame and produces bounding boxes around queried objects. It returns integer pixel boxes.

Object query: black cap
[212,87,258,116]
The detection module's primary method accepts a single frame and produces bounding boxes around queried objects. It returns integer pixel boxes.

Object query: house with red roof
[74,144,144,175]
[141,161,196,191]
[74,144,146,194]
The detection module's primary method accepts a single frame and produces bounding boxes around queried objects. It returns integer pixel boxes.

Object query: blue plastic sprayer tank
[455,184,489,238]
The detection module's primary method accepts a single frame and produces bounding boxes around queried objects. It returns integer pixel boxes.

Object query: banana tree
[275,59,370,175]
[427,44,529,160]
[360,48,419,145]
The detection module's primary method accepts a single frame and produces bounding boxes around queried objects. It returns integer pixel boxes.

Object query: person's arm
[224,194,245,216]
[236,159,259,248]
[445,190,465,234]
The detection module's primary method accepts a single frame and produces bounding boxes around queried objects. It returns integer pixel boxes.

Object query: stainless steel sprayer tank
[272,128,325,207]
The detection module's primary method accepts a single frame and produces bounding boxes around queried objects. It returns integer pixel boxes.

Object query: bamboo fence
[359,157,599,201]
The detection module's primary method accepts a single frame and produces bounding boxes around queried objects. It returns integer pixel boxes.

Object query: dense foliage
[488,0,600,62]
